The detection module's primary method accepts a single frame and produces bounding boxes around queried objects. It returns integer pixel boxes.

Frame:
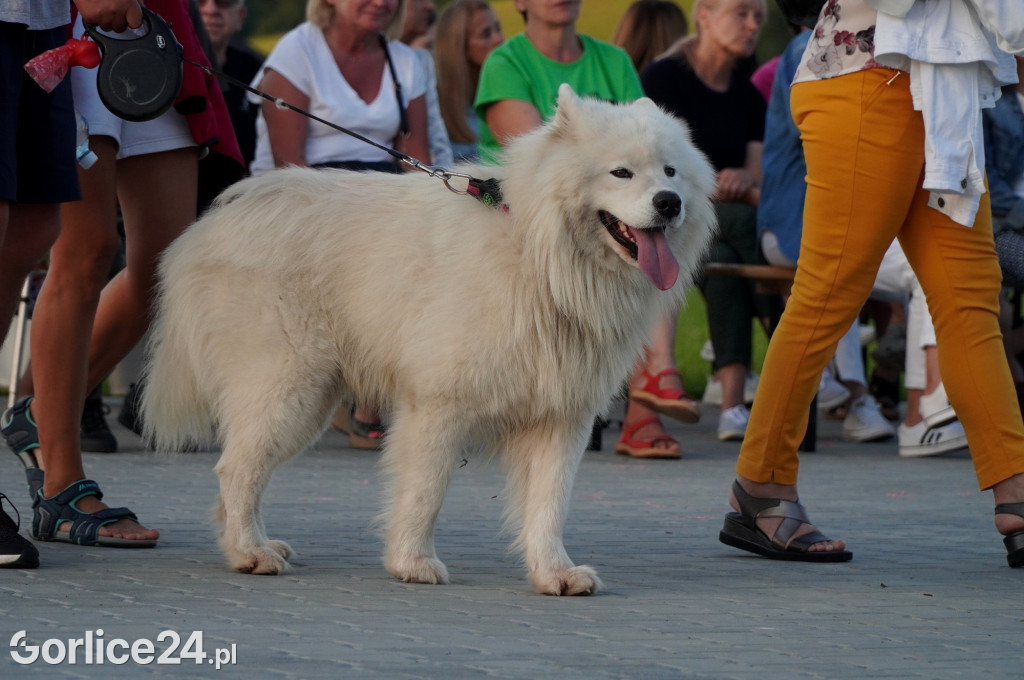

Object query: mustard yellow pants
[736,69,1024,490]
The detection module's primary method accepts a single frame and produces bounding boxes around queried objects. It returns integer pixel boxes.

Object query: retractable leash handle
[82,7,183,122]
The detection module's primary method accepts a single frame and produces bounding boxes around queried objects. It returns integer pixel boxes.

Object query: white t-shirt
[249,22,427,175]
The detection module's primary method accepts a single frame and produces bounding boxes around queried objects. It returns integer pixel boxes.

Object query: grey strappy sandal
[995,502,1024,568]
[719,480,852,563]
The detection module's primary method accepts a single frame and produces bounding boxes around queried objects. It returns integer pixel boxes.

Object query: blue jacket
[983,91,1024,233]
[756,31,811,264]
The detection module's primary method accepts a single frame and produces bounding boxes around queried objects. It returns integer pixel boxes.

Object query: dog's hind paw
[530,565,603,596]
[232,545,293,575]
[387,555,450,585]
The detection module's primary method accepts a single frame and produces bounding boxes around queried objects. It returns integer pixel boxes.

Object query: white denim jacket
[867,0,1022,226]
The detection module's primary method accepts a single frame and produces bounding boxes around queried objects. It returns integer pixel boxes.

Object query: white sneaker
[842,395,896,442]
[919,382,956,427]
[858,324,877,347]
[818,371,851,411]
[700,339,715,363]
[898,419,969,457]
[717,405,749,441]
[702,374,759,406]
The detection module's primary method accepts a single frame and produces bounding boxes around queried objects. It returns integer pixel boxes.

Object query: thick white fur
[142,86,716,594]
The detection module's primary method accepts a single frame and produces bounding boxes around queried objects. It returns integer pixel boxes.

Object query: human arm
[258,68,310,168]
[74,0,143,31]
[483,99,544,148]
[716,141,763,205]
[967,1,1024,54]
[400,94,432,169]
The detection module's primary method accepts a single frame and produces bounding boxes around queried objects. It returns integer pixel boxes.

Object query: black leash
[181,56,505,209]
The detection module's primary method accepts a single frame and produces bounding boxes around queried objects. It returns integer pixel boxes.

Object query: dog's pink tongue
[632,227,678,291]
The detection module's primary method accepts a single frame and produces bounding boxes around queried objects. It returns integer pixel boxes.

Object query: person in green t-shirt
[473,0,642,166]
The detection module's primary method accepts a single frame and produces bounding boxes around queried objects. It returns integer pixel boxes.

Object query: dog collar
[467,177,508,212]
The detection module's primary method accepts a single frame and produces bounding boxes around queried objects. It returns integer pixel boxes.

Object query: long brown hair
[435,0,493,144]
[612,0,689,72]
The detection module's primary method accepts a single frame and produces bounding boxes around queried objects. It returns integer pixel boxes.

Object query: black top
[640,55,766,172]
[221,44,264,168]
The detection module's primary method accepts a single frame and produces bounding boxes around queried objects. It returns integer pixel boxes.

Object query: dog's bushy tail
[140,261,216,452]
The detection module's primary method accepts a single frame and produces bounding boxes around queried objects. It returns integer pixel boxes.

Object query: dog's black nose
[653,191,681,218]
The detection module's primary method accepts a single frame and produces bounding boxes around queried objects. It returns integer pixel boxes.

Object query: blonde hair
[611,0,689,72]
[306,0,408,37]
[435,0,493,144]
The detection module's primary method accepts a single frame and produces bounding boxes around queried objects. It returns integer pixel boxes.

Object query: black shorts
[0,22,80,204]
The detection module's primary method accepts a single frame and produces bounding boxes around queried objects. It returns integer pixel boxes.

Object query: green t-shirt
[473,33,644,164]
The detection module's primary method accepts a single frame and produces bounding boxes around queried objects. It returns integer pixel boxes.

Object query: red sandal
[614,417,682,459]
[630,369,700,423]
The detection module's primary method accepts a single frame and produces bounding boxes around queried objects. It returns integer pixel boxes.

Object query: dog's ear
[633,96,659,111]
[551,83,581,139]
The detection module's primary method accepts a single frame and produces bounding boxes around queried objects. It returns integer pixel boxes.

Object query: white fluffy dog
[142,85,716,595]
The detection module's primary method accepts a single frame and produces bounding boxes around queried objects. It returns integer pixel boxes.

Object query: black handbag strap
[377,33,409,136]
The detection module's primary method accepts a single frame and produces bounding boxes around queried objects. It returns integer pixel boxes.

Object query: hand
[74,0,144,32]
[714,168,757,204]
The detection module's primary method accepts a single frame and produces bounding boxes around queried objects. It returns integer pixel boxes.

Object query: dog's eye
[664,166,676,177]
[610,168,633,179]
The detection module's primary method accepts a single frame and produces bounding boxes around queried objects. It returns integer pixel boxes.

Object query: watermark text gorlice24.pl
[10,630,237,669]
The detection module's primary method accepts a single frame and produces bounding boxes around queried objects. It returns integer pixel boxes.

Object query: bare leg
[0,203,61,346]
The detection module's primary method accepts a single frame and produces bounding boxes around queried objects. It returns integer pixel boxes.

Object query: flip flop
[630,369,700,423]
[614,417,681,459]
[718,480,852,562]
[32,479,157,548]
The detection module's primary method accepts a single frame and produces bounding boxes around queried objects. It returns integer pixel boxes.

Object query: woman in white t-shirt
[250,0,429,176]
[251,0,429,449]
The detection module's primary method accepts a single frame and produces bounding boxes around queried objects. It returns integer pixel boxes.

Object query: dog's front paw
[265,540,294,560]
[231,545,293,575]
[530,565,602,596]
[387,555,450,585]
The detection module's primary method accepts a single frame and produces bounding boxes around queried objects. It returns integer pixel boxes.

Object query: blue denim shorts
[0,22,80,204]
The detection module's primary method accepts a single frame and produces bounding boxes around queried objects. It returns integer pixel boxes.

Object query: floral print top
[793,0,885,84]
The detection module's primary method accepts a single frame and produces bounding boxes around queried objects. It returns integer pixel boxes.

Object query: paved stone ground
[2,401,1022,679]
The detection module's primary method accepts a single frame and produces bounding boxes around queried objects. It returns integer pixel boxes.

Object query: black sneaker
[117,381,144,437]
[0,492,39,569]
[80,386,118,453]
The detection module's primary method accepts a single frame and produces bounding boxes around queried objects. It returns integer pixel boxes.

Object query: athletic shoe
[919,382,956,428]
[702,374,759,406]
[0,493,39,569]
[80,386,117,453]
[717,404,749,441]
[842,395,896,442]
[898,419,969,457]
[817,371,851,411]
[858,324,877,347]
[700,339,715,363]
